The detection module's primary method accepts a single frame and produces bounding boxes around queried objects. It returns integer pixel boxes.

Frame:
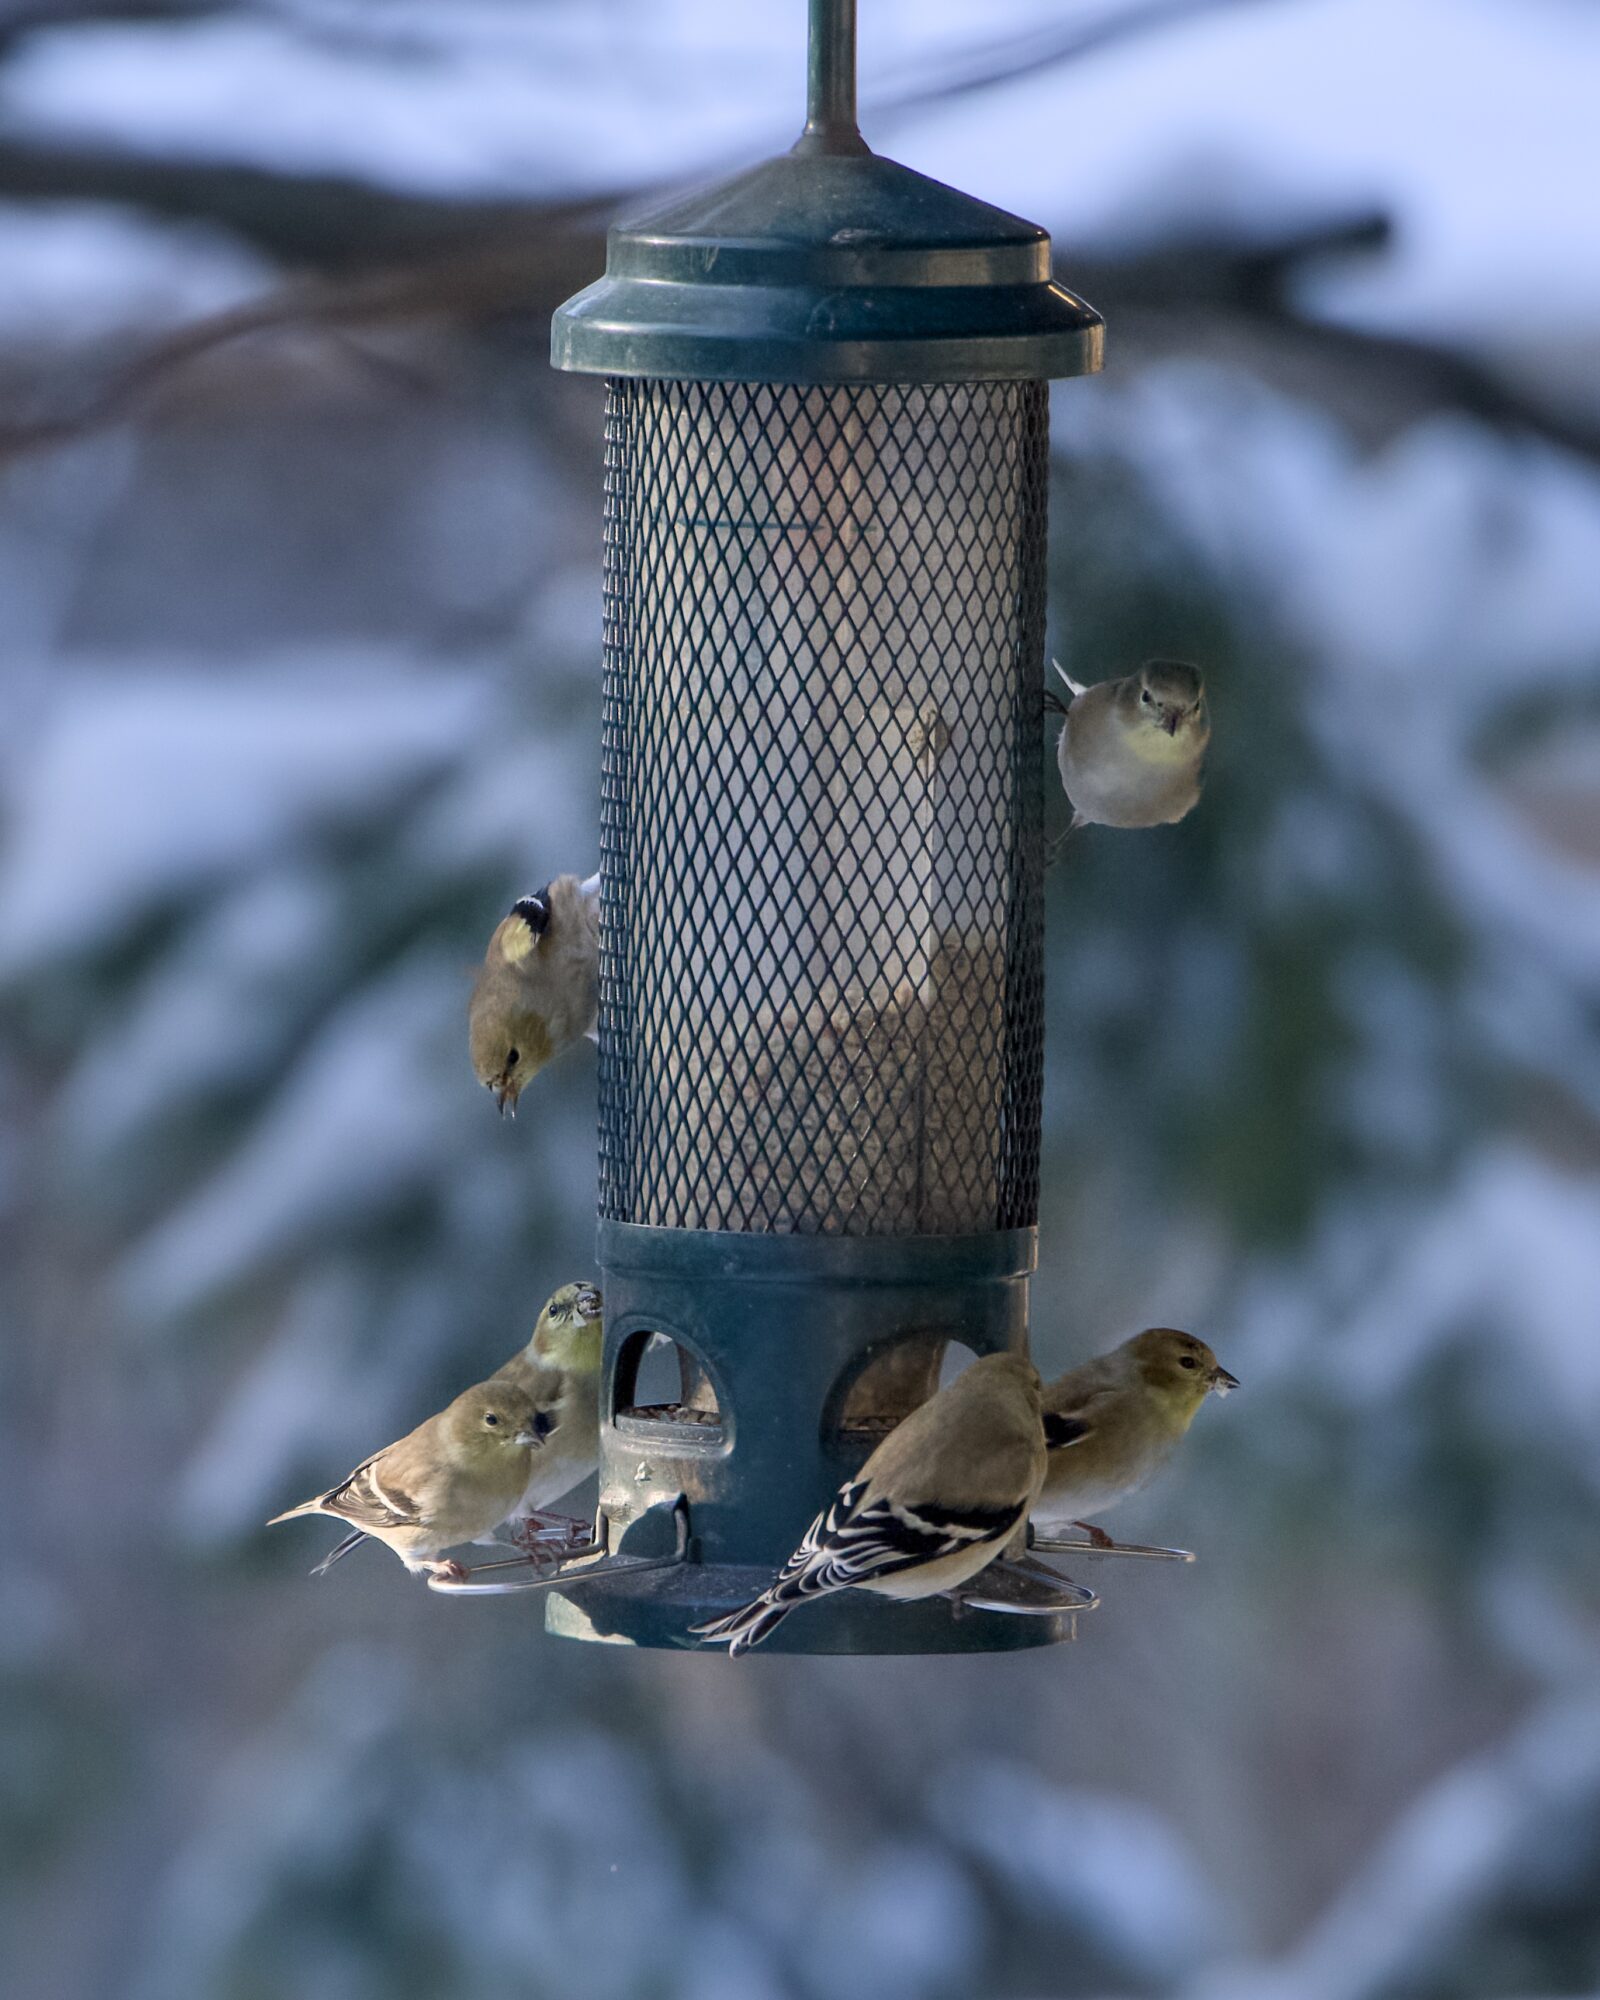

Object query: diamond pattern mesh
[598,378,1047,1235]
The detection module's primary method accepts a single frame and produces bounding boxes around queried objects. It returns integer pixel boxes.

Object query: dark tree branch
[0,207,1594,477]
[869,0,1284,123]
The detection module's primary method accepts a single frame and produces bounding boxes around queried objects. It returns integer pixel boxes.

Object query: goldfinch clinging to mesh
[490,1280,604,1549]
[268,1381,553,1582]
[469,872,600,1115]
[694,1351,1047,1656]
[1035,1327,1236,1545]
[1047,659,1209,831]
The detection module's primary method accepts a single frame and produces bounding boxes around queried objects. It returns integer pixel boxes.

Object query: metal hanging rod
[795,0,870,156]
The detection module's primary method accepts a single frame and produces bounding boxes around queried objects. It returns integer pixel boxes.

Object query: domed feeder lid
[552,4,1102,385]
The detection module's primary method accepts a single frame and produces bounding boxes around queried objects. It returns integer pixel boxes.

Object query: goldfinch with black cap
[469,872,600,1115]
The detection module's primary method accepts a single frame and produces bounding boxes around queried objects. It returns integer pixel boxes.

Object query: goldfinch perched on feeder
[694,1352,1047,1656]
[490,1280,604,1545]
[468,872,600,1115]
[268,1381,552,1582]
[1048,659,1209,831]
[1034,1328,1237,1545]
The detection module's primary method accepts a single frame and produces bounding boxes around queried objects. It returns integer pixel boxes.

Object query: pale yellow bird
[468,872,600,1115]
[489,1280,603,1547]
[694,1352,1046,1656]
[1049,659,1209,831]
[1035,1327,1236,1544]
[268,1381,551,1581]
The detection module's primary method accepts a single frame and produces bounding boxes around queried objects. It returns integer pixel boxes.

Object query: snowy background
[1,3,1598,1997]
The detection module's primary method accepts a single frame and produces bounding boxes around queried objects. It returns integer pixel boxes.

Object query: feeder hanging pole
[796,0,870,156]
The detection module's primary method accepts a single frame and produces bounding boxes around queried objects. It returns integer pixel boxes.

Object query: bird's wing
[267,1448,424,1531]
[1042,1410,1093,1449]
[1040,1371,1128,1448]
[775,1478,1024,1602]
[694,1478,1025,1649]
[320,1451,430,1531]
[1052,658,1088,699]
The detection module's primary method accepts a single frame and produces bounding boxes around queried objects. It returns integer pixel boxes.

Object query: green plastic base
[542,1222,1075,1654]
[544,1561,1076,1654]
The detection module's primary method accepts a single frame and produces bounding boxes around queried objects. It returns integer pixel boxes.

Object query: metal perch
[430,1499,691,1598]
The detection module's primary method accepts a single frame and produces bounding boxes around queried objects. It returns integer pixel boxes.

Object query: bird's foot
[508,1512,593,1560]
[1045,824,1081,869]
[1041,687,1069,717]
[1076,1521,1117,1551]
[424,1557,470,1583]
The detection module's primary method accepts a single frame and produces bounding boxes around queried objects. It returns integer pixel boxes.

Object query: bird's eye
[506,1048,520,1067]
[484,1412,500,1425]
[1141,690,1154,705]
[1179,1356,1199,1370]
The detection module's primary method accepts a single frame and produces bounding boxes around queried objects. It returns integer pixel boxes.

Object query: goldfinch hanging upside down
[694,1352,1046,1655]
[1035,1327,1236,1545]
[469,872,600,1115]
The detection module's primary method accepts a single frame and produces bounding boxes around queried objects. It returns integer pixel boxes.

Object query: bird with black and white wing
[694,1352,1047,1656]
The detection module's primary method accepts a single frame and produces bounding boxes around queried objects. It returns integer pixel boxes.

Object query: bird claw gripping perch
[505,1512,595,1560]
[427,1495,690,1597]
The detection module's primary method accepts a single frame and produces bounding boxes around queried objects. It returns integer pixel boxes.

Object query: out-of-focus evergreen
[0,5,1596,1998]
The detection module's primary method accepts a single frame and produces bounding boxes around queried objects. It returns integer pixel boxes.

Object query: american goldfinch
[1048,658,1209,830]
[468,872,600,1115]
[694,1352,1046,1656]
[268,1381,553,1581]
[490,1280,603,1546]
[1035,1327,1236,1544]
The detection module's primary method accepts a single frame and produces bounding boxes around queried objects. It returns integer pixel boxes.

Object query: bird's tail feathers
[1052,658,1087,699]
[691,1592,794,1656]
[309,1529,366,1576]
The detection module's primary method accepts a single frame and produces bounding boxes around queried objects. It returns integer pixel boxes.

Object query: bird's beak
[514,1427,544,1448]
[578,1287,602,1319]
[1162,710,1181,735]
[1210,1365,1239,1396]
[495,1080,518,1118]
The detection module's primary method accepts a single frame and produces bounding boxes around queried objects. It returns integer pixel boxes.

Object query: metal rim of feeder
[538,0,1106,1653]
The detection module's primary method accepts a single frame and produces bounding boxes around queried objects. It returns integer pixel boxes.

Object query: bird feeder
[545,0,1102,1651]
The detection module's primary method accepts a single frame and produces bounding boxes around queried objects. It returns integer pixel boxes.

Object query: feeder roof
[551,146,1103,385]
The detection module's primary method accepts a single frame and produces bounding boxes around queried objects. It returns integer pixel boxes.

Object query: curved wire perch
[427,1497,690,1597]
[1030,1532,1196,1563]
[949,1555,1100,1617]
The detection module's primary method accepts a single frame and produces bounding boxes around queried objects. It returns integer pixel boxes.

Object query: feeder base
[543,1557,1082,1654]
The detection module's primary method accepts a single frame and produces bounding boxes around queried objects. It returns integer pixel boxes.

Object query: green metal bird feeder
[545,0,1103,1651]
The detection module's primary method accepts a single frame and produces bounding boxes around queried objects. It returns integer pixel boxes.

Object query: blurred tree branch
[0,0,215,41]
[869,0,1281,119]
[0,0,1593,470]
[2,206,1598,476]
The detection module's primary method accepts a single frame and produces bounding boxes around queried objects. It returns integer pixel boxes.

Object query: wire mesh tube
[598,378,1047,1236]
